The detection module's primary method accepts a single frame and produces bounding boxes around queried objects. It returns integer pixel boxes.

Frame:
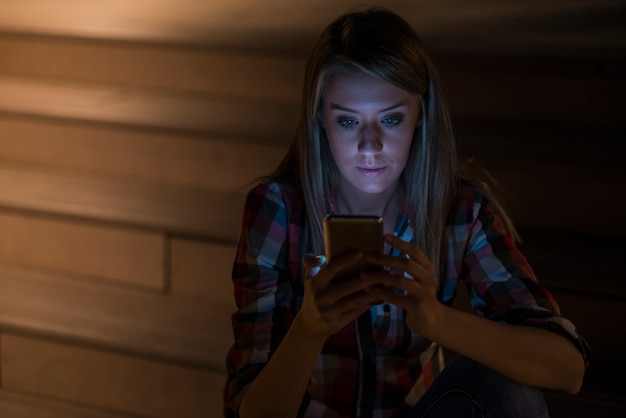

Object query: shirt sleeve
[461,191,591,366]
[223,182,297,417]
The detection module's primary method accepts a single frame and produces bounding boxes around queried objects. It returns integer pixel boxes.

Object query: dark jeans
[402,356,549,418]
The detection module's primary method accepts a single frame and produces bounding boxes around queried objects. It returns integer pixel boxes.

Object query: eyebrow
[329,101,408,113]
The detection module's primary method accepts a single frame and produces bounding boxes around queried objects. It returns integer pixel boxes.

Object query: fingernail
[303,254,326,265]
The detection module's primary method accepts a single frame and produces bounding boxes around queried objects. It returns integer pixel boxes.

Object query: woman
[224,7,589,418]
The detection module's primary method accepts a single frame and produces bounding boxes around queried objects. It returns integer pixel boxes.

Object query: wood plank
[0,116,285,191]
[0,162,245,241]
[485,163,626,237]
[0,211,164,289]
[170,239,237,307]
[0,0,327,47]
[1,334,225,418]
[442,66,625,127]
[0,76,296,140]
[0,0,621,60]
[0,389,133,418]
[455,120,626,175]
[0,263,231,369]
[520,231,626,301]
[0,34,303,103]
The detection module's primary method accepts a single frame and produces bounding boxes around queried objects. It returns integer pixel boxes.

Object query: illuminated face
[321,70,420,197]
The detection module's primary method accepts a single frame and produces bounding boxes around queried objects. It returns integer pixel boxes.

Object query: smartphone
[323,214,383,280]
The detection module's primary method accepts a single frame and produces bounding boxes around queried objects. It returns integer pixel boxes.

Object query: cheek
[390,131,415,159]
[328,140,353,164]
[388,140,414,173]
[396,151,411,171]
[326,130,355,160]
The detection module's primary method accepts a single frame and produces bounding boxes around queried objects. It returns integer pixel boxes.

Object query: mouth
[357,166,387,176]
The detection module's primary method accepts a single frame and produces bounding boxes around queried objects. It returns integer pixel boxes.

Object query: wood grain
[0,116,284,191]
[0,76,297,140]
[0,263,231,369]
[0,162,245,241]
[0,35,303,104]
[0,388,132,418]
[1,334,225,418]
[0,211,164,289]
[170,239,237,305]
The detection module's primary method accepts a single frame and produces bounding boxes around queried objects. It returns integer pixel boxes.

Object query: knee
[492,379,547,416]
[421,390,483,418]
[433,356,549,417]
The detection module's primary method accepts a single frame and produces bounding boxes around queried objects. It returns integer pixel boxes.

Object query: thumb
[303,253,327,278]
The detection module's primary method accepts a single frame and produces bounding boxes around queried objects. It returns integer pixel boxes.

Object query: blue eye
[339,119,358,128]
[382,117,401,126]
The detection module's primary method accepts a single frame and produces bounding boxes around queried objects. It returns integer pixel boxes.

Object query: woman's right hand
[295,251,379,341]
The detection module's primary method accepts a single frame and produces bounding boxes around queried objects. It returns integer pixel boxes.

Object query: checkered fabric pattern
[223,180,590,418]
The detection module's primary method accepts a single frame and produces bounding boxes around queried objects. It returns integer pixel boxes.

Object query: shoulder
[243,177,305,222]
[246,177,302,206]
[448,180,490,227]
[236,178,306,275]
[448,179,520,248]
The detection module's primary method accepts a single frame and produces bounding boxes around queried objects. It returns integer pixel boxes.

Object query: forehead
[323,70,416,109]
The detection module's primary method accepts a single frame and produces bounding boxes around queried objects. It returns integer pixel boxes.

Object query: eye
[382,116,402,126]
[338,118,358,128]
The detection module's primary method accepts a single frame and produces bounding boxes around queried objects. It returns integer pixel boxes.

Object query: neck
[335,181,403,224]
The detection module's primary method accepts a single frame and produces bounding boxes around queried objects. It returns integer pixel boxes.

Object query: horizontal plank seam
[0,319,226,373]
[0,111,292,147]
[0,28,313,57]
[0,261,232,370]
[0,203,240,245]
[0,387,159,418]
[0,259,167,296]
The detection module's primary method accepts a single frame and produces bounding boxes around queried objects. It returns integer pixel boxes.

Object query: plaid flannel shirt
[224,180,590,417]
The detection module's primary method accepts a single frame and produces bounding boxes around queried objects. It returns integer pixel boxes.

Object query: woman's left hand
[363,234,444,338]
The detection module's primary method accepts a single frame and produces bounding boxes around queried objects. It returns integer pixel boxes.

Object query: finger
[319,274,379,307]
[361,271,419,293]
[326,290,380,320]
[303,253,326,267]
[366,285,413,310]
[321,251,364,284]
[383,234,434,271]
[366,254,434,284]
[303,253,327,278]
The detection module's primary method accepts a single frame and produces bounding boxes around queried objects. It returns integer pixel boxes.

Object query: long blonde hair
[271,8,459,273]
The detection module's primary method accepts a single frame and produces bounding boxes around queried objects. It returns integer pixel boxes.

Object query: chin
[356,182,391,195]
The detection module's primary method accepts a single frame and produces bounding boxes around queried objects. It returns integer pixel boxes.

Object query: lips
[357,166,387,176]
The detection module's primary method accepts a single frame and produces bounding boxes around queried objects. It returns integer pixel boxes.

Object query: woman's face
[321,70,420,197]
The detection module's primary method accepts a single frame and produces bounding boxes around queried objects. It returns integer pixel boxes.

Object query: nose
[357,126,383,154]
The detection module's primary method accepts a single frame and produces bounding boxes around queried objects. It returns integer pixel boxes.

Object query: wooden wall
[0,33,295,417]
[0,2,625,417]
